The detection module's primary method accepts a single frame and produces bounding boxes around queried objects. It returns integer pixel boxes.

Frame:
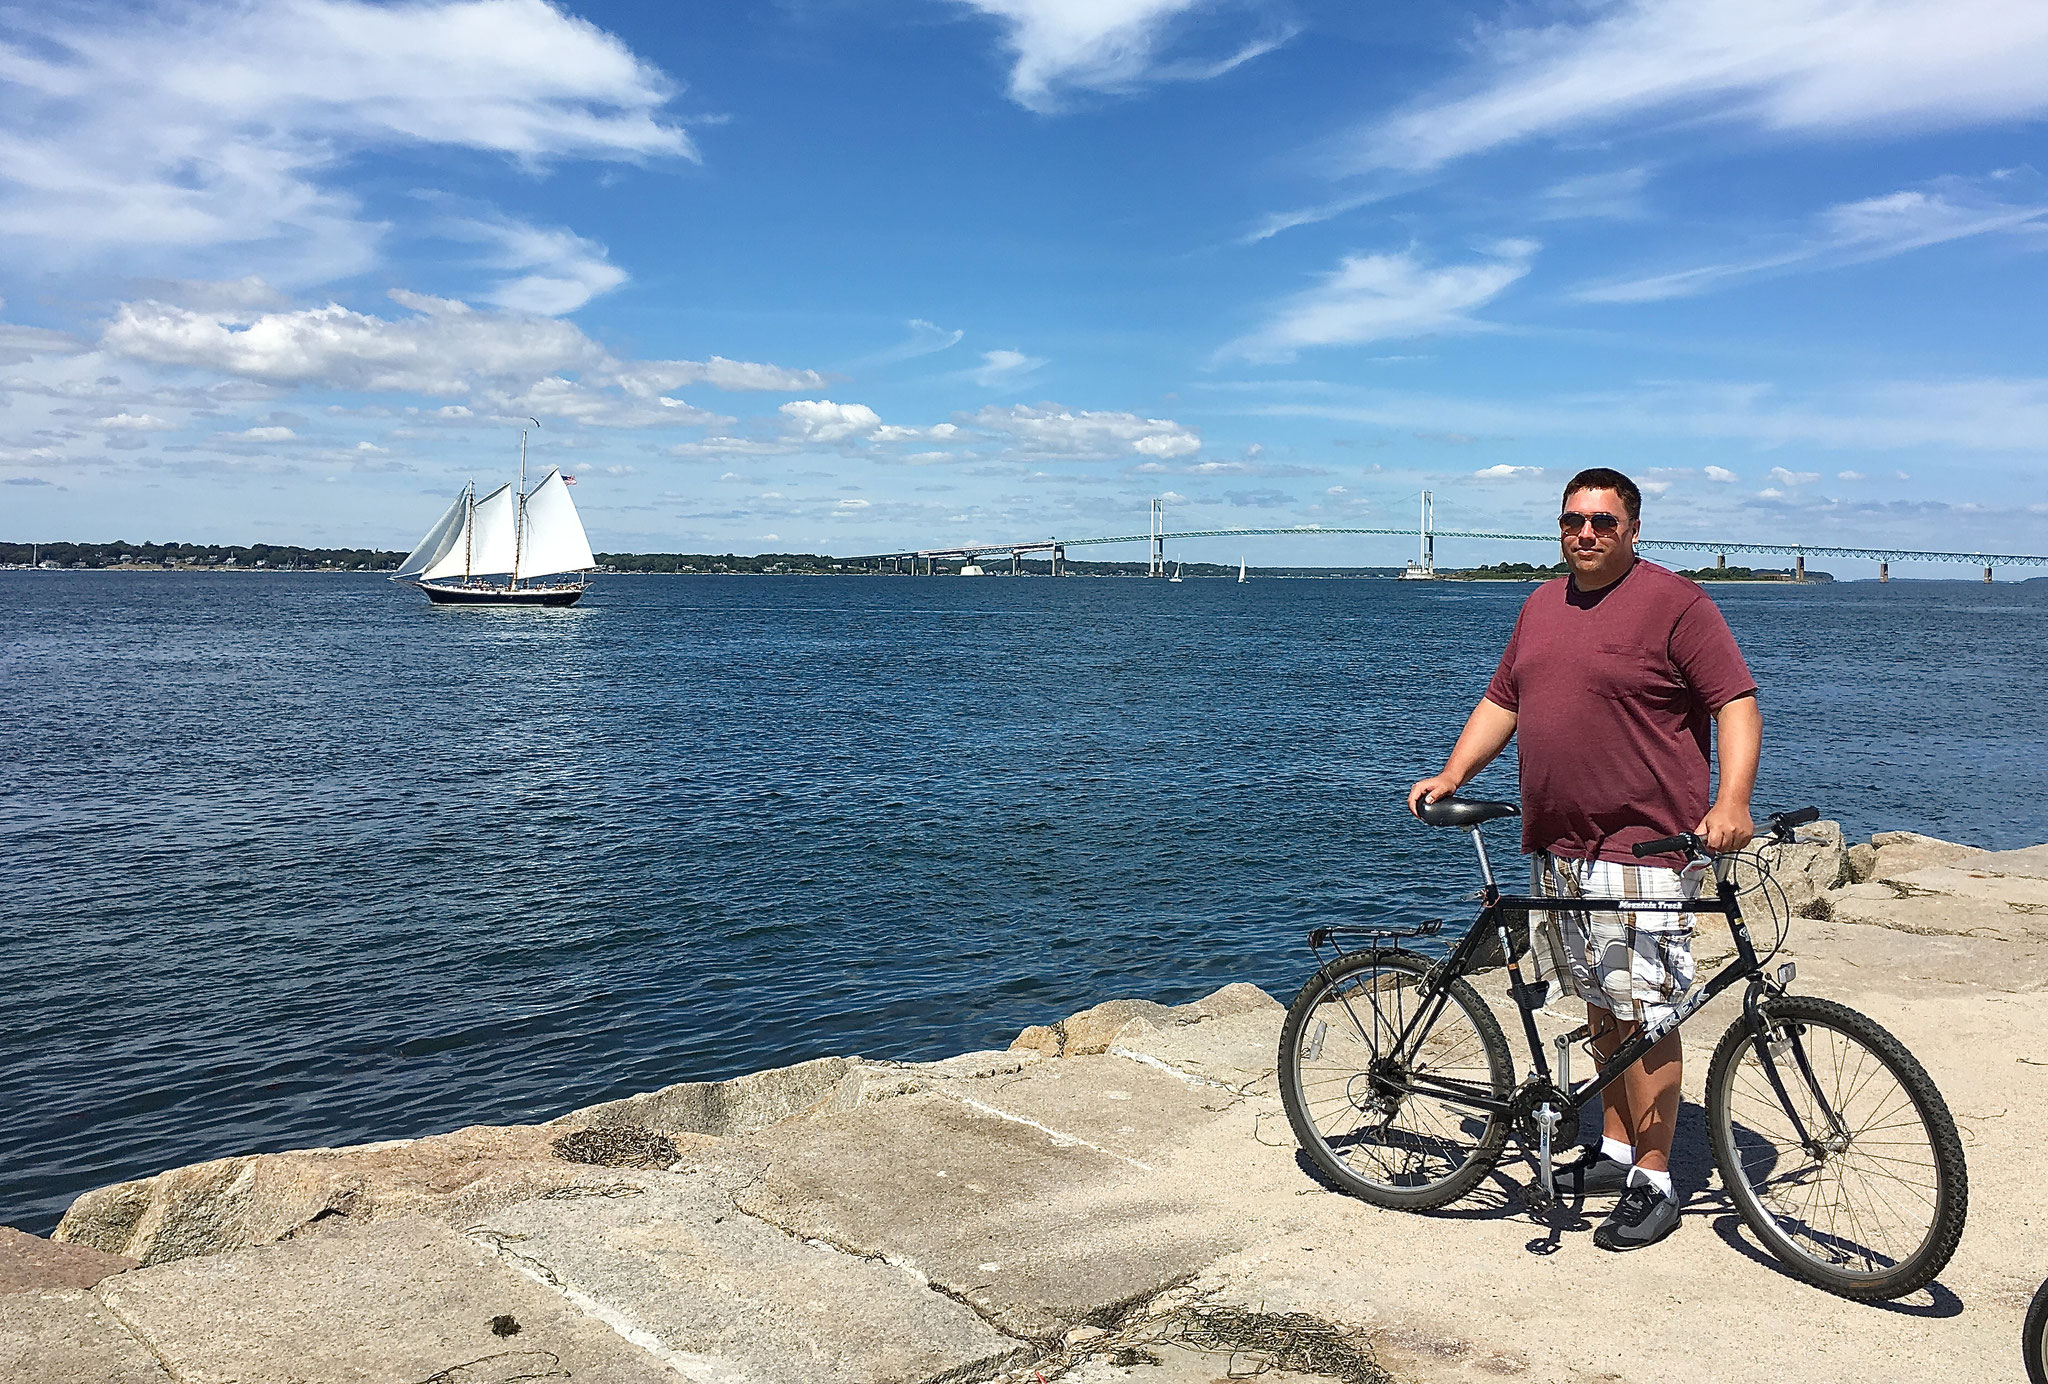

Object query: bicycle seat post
[1468,826,1498,888]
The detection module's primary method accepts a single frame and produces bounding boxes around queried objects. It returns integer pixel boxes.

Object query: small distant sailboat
[1238,557,1247,584]
[1169,563,1184,583]
[394,422,595,606]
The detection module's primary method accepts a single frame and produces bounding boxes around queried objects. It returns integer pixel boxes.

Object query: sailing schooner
[393,423,595,606]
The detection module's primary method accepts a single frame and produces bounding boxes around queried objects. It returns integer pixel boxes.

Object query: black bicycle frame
[1350,862,1845,1153]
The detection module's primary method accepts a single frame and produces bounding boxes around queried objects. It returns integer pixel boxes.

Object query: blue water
[4,572,2045,1233]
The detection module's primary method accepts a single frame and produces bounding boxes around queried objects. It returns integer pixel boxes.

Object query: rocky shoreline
[7,823,2045,1383]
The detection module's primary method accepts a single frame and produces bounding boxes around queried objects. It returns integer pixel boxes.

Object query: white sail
[397,490,468,578]
[417,501,475,581]
[465,484,518,574]
[516,470,595,579]
[1238,557,1247,583]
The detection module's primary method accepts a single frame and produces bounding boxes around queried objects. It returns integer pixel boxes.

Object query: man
[1407,467,1760,1251]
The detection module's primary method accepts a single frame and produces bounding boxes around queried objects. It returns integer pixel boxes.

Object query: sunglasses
[1558,511,1625,534]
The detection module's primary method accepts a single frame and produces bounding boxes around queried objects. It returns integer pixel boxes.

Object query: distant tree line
[595,551,1408,577]
[1,541,403,569]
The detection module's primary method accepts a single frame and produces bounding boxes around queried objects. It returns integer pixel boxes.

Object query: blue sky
[3,0,2047,572]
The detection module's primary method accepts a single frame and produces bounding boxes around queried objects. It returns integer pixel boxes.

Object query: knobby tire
[1706,994,1967,1301]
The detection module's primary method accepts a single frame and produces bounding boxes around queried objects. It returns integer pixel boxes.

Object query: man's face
[1559,485,1638,587]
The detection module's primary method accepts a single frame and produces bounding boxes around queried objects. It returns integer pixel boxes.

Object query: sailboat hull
[414,581,586,607]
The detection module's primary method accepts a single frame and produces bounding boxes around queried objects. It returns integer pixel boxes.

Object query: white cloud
[1474,464,1542,478]
[95,413,176,432]
[780,399,883,443]
[970,348,1047,388]
[1344,0,2048,175]
[1578,175,2048,302]
[96,289,816,428]
[949,0,1287,113]
[1705,465,1739,482]
[837,497,871,508]
[1221,242,1536,362]
[1769,466,1821,485]
[0,0,692,278]
[451,216,630,316]
[1838,469,1866,480]
[966,403,1200,460]
[233,426,296,442]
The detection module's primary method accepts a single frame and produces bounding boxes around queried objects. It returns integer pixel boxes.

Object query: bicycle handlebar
[1629,806,1821,859]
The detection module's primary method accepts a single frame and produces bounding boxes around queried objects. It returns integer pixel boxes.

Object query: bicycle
[1276,798,1969,1302]
[2027,1273,2048,1384]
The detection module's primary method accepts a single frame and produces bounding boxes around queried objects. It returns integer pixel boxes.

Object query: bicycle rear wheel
[1278,947,1512,1210]
[1706,995,1967,1300]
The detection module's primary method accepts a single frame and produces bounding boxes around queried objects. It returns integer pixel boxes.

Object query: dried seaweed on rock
[548,1124,679,1169]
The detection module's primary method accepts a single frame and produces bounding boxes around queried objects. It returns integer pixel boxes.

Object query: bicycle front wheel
[1278,947,1512,1211]
[2026,1275,2048,1384]
[1706,995,1967,1300]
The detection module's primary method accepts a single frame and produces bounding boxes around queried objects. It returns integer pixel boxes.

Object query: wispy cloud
[1229,376,2048,453]
[968,348,1047,388]
[0,0,692,280]
[949,0,1288,113]
[1219,241,1537,362]
[1341,0,2048,175]
[1577,174,2048,302]
[449,216,630,316]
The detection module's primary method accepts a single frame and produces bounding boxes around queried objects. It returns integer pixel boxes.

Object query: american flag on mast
[562,474,577,485]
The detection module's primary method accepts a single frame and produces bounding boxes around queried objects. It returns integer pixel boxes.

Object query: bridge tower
[1149,498,1165,577]
[1421,490,1435,576]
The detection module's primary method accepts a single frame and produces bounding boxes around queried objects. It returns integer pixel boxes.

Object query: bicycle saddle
[1416,796,1521,828]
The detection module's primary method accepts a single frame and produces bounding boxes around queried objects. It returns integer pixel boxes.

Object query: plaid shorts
[1528,854,1703,1025]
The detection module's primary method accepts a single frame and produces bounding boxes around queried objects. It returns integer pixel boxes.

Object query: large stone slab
[0,1289,172,1384]
[473,1173,1026,1384]
[918,1053,1244,1164]
[1008,983,1279,1059]
[1107,1006,1285,1095]
[556,1055,855,1137]
[55,1122,632,1266]
[723,1091,1241,1340]
[0,1227,136,1293]
[96,1214,679,1384]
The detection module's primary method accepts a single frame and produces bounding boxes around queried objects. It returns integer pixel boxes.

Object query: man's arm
[1696,692,1760,851]
[1407,698,1518,816]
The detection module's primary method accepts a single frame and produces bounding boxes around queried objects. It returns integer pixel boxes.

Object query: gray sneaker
[1593,1184,1680,1251]
[1551,1145,1630,1197]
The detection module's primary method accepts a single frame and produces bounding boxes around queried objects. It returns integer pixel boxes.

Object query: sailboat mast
[462,480,475,582]
[513,417,539,588]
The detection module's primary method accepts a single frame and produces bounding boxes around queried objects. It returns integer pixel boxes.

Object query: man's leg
[1617,1025,1683,1177]
[1587,1003,1635,1150]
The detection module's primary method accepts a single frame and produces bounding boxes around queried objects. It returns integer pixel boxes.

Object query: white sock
[1600,1136,1634,1166]
[1629,1165,1674,1199]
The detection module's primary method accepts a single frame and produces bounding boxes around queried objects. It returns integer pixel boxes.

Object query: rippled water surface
[4,571,2045,1231]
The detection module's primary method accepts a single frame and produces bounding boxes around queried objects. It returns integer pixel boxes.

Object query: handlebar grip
[1776,806,1821,829]
[1632,833,1698,858]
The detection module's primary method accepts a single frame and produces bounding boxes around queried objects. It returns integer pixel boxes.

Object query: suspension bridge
[847,493,2048,582]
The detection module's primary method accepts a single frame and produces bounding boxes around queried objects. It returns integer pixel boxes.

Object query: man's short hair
[1563,467,1642,524]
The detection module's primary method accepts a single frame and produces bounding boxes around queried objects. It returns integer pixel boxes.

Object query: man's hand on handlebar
[1407,775,1460,818]
[1693,801,1755,854]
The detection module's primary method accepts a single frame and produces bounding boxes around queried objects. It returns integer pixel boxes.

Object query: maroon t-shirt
[1484,560,1756,865]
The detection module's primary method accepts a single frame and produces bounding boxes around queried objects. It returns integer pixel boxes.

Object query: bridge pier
[1053,544,1064,577]
[1716,553,1726,570]
[1880,561,1889,583]
[1794,554,1806,583]
[1986,565,1994,584]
